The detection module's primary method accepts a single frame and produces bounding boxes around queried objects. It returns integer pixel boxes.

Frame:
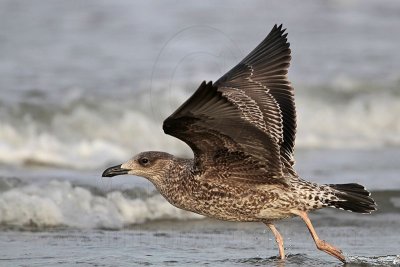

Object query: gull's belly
[163,182,294,222]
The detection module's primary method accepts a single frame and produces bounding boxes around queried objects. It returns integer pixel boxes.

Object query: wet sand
[1,199,399,267]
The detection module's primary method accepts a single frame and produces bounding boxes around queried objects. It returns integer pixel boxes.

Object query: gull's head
[102,151,175,182]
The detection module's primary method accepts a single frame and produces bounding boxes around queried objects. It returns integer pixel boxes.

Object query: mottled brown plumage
[102,25,376,263]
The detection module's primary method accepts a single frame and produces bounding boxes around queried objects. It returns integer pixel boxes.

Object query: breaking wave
[0,179,201,229]
[0,177,398,230]
[0,82,400,169]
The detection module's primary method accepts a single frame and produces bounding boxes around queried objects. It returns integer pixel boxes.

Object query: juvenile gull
[102,24,376,262]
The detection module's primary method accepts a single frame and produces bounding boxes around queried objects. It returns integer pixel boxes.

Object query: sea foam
[0,180,201,229]
[0,84,399,170]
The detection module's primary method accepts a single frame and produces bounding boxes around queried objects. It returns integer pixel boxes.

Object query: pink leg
[291,210,346,263]
[264,222,285,260]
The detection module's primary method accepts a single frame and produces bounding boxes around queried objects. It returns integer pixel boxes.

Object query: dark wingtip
[272,24,286,34]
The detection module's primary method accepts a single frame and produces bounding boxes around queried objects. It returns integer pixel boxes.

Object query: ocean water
[1,0,400,266]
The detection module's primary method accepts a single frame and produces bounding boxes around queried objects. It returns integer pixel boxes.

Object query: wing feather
[163,24,297,183]
[215,24,297,170]
[163,81,285,183]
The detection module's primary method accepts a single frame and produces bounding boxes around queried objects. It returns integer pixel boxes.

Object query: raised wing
[215,24,296,170]
[163,81,285,183]
[163,24,297,183]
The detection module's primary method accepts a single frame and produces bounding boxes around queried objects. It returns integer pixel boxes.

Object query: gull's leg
[264,222,285,260]
[291,210,346,263]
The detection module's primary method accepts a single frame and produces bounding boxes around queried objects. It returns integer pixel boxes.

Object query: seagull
[102,24,376,262]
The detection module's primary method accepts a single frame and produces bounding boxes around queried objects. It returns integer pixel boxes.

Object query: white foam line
[0,180,202,229]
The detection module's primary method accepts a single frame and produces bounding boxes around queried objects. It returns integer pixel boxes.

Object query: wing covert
[163,24,297,183]
[216,24,296,170]
[163,81,284,182]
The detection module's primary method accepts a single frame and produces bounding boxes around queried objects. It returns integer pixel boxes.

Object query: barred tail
[328,183,377,213]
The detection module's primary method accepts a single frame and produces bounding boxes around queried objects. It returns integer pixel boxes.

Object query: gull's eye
[139,157,150,166]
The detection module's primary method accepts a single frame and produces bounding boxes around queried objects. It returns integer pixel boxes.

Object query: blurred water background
[0,0,399,266]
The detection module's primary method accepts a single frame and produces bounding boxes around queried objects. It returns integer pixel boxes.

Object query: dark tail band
[328,183,377,214]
